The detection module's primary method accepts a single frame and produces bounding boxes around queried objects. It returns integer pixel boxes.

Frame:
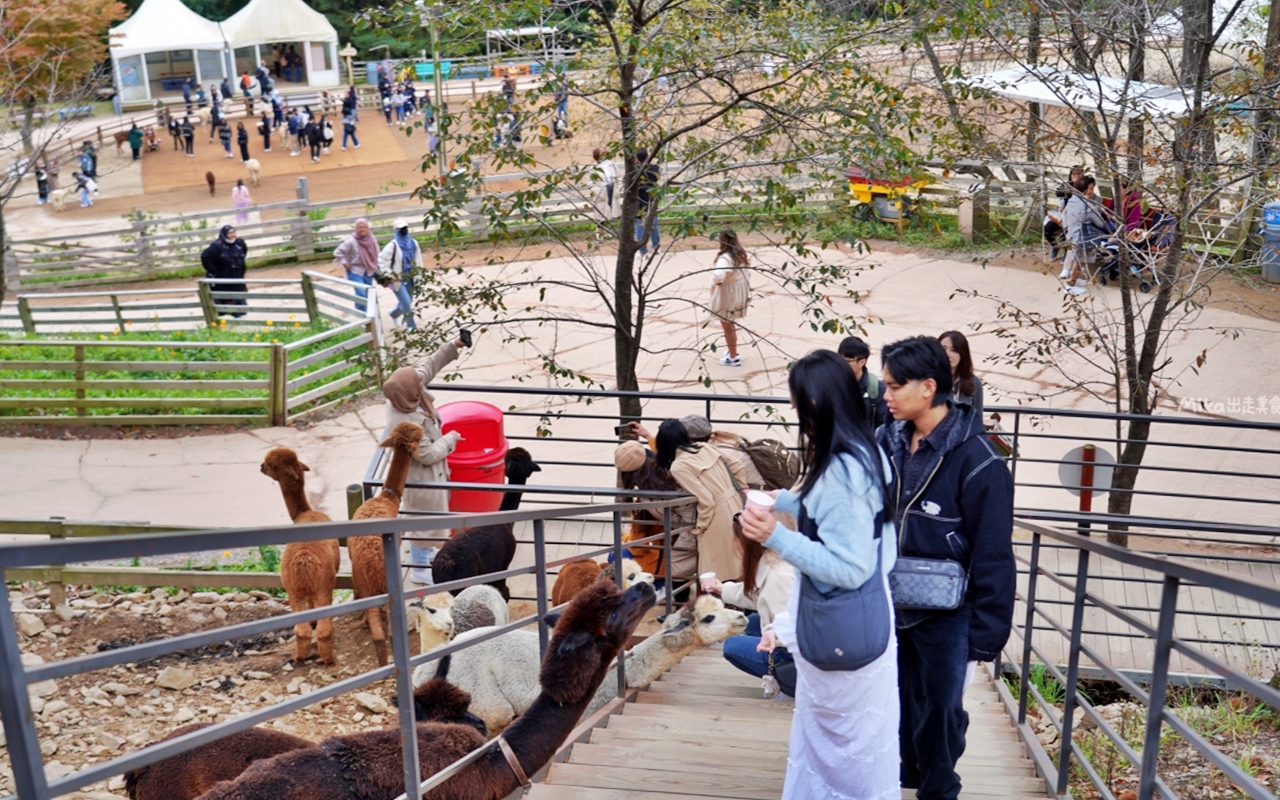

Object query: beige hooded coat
[668,443,747,580]
[381,342,460,529]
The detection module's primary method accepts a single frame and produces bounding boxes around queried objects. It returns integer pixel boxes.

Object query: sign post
[1058,444,1116,535]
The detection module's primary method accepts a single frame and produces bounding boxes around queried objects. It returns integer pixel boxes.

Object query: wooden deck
[528,647,1048,800]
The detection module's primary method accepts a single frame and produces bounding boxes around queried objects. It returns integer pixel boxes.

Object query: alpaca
[244,158,261,186]
[451,585,508,636]
[193,582,656,800]
[349,421,424,666]
[431,448,539,601]
[259,447,341,665]
[128,679,490,800]
[49,188,68,211]
[551,557,653,606]
[113,130,130,155]
[206,170,216,196]
[415,594,744,734]
[412,592,455,653]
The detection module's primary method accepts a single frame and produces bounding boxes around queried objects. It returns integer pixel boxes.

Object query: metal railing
[0,496,687,800]
[996,519,1280,800]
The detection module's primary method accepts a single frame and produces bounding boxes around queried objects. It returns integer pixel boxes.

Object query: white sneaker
[718,353,742,366]
[1058,266,1071,279]
[1065,283,1087,296]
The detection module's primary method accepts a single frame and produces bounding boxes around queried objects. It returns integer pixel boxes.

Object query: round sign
[1058,445,1116,497]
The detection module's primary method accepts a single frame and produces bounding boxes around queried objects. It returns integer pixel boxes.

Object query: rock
[192,592,220,605]
[94,730,126,750]
[30,679,59,700]
[155,667,197,692]
[28,696,45,714]
[249,590,271,600]
[40,740,58,756]
[354,693,389,715]
[54,605,75,622]
[90,594,114,606]
[157,604,174,617]
[151,589,168,601]
[286,678,304,694]
[212,606,228,621]
[41,700,69,717]
[44,761,74,781]
[108,775,127,791]
[100,682,141,697]
[172,707,196,724]
[232,592,252,603]
[17,614,45,637]
[185,612,209,625]
[126,733,150,747]
[82,687,108,701]
[245,671,272,680]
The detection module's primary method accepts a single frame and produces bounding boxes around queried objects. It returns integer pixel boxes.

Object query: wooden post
[133,218,154,275]
[471,81,477,100]
[197,281,218,326]
[16,296,34,334]
[74,345,86,418]
[110,294,127,331]
[300,273,321,323]
[366,319,383,386]
[48,517,67,608]
[268,343,287,426]
[290,214,316,260]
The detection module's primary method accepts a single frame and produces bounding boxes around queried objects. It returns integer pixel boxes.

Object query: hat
[613,441,648,473]
[393,218,411,230]
[679,414,713,441]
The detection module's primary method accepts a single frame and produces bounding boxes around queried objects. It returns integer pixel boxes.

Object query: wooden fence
[0,272,383,426]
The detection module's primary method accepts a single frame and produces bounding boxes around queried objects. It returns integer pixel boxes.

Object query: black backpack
[741,438,800,491]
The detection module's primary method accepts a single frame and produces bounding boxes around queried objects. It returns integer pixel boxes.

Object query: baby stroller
[1097,209,1174,293]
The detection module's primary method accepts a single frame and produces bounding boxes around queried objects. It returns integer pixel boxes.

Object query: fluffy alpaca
[412,592,455,653]
[244,158,261,186]
[206,170,216,196]
[416,594,744,734]
[349,422,424,666]
[129,679,489,800]
[113,130,130,155]
[49,188,68,211]
[550,558,652,606]
[451,585,508,636]
[259,448,341,665]
[193,582,656,800]
[431,448,539,601]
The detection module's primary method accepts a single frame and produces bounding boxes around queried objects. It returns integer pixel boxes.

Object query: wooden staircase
[527,646,1049,800]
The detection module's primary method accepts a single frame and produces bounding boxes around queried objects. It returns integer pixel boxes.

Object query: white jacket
[378,239,420,278]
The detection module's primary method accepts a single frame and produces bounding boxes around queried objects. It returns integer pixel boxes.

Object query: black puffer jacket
[876,402,1015,662]
[200,237,247,280]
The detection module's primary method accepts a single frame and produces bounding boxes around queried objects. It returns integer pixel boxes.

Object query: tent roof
[110,0,226,57]
[968,66,1195,120]
[220,0,338,48]
[486,27,557,39]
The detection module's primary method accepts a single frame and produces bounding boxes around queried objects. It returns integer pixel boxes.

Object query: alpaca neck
[383,445,414,496]
[585,633,689,715]
[498,475,531,512]
[279,480,313,522]
[487,689,596,795]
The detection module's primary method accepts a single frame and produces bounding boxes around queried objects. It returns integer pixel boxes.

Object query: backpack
[740,438,800,491]
[865,372,881,401]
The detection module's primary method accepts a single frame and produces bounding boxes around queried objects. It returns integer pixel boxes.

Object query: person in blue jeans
[333,218,380,313]
[342,112,359,149]
[702,524,796,680]
[378,218,420,329]
[633,147,661,255]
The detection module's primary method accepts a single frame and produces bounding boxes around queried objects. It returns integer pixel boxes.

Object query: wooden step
[568,744,785,780]
[641,681,764,699]
[589,726,790,751]
[544,762,783,800]
[569,741,789,769]
[527,786,720,800]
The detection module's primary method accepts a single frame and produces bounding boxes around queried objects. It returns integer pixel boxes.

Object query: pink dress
[232,185,252,226]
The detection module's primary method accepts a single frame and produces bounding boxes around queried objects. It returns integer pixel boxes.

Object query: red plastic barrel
[437,401,509,514]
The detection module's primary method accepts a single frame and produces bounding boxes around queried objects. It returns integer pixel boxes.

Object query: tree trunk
[613,51,643,423]
[1253,0,1280,172]
[1026,2,1041,164]
[1126,12,1145,178]
[0,209,7,300]
[21,98,37,155]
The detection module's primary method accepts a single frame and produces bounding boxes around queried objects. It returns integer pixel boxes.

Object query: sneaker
[1058,266,1071,279]
[718,353,742,366]
[409,567,434,585]
[1065,282,1087,296]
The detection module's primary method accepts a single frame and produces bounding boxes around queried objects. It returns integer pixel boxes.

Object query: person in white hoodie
[701,525,795,680]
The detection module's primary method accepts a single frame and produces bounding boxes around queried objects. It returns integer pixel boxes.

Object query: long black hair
[655,419,699,471]
[789,350,888,510]
[939,330,975,399]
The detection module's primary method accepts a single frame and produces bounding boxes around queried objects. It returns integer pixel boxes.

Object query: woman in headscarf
[199,225,248,317]
[333,218,380,313]
[381,331,472,585]
[377,218,420,329]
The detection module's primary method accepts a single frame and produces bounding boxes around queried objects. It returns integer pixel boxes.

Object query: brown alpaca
[130,680,488,800]
[349,421,424,666]
[551,558,652,606]
[194,581,655,800]
[206,170,216,196]
[260,448,341,665]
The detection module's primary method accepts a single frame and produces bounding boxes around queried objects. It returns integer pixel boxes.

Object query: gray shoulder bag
[889,556,968,610]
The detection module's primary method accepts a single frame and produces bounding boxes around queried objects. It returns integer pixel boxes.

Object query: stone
[108,775,127,791]
[54,605,75,622]
[44,761,74,781]
[94,730,126,750]
[155,667,197,692]
[90,594,114,606]
[212,606,228,621]
[245,671,272,680]
[231,592,252,603]
[151,589,168,601]
[100,682,141,697]
[29,696,45,714]
[354,693,388,715]
[192,592,220,605]
[249,590,271,600]
[16,614,45,637]
[126,733,150,747]
[172,707,196,724]
[82,687,108,701]
[41,700,68,717]
[40,740,58,756]
[29,678,59,698]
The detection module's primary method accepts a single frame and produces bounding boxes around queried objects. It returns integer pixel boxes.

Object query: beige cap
[614,441,648,473]
[393,218,411,230]
[680,414,713,441]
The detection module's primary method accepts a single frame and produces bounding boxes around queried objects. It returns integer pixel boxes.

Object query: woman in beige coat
[656,418,746,581]
[380,334,470,583]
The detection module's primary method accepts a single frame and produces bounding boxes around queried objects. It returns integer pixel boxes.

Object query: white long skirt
[773,576,900,800]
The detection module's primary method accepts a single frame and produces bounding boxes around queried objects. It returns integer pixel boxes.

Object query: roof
[219,0,338,48]
[109,0,226,57]
[968,66,1196,120]
[486,27,557,39]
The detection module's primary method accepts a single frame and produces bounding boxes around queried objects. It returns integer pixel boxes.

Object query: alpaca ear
[299,461,311,472]
[378,436,394,448]
[543,612,562,629]
[556,630,593,658]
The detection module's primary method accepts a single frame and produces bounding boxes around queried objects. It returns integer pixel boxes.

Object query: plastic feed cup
[744,490,775,514]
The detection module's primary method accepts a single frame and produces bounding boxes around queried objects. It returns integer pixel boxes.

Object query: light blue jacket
[764,449,896,593]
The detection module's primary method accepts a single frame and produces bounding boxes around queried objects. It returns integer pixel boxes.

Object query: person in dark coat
[181,117,195,156]
[237,122,250,162]
[259,112,272,152]
[126,125,144,161]
[35,165,50,204]
[182,77,193,113]
[200,225,249,317]
[305,118,322,162]
[218,120,233,158]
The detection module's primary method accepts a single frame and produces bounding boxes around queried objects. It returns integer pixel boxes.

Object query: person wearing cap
[378,218,421,329]
[633,415,769,490]
[614,440,700,581]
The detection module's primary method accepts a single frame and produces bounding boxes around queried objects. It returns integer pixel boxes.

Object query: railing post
[662,506,673,615]
[1009,410,1022,500]
[612,510,626,699]
[1017,531,1041,725]
[367,319,384,385]
[300,273,321,323]
[47,518,67,608]
[133,219,154,275]
[381,532,422,800]
[534,518,549,657]
[17,296,35,333]
[73,345,86,418]
[1137,575,1181,800]
[347,484,364,519]
[197,281,218,326]
[0,567,53,800]
[268,343,287,426]
[110,294,127,331]
[1054,540,1092,796]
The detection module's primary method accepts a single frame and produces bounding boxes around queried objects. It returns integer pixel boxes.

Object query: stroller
[1096,209,1174,294]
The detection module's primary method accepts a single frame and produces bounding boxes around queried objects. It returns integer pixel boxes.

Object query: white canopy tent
[219,0,340,88]
[110,0,229,104]
[969,66,1196,120]
[485,26,559,68]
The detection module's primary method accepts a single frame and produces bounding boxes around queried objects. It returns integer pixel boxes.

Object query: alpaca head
[260,447,309,484]
[379,421,425,452]
[539,580,655,705]
[411,599,454,649]
[504,447,541,484]
[594,558,654,590]
[656,595,748,652]
[406,678,488,737]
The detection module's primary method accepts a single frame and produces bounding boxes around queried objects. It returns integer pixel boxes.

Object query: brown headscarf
[382,367,435,418]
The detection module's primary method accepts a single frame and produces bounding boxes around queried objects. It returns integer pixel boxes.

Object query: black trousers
[131,147,140,160]
[309,142,321,159]
[898,607,971,800]
[184,136,194,155]
[239,142,250,161]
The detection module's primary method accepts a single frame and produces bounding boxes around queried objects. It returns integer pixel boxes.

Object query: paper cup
[744,490,775,513]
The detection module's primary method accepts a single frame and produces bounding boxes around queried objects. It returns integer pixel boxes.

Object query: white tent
[110,0,229,104]
[969,66,1196,120]
[220,0,340,87]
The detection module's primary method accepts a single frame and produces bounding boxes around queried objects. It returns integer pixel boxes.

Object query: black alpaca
[432,448,539,600]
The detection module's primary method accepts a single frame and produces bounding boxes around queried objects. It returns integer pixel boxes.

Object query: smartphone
[459,329,473,348]
[614,424,632,436]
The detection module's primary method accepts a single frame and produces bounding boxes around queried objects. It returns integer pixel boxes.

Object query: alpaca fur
[431,448,539,601]
[193,582,656,800]
[412,592,455,653]
[244,158,261,186]
[416,594,743,734]
[551,558,652,606]
[451,585,508,636]
[206,171,216,196]
[113,130,130,154]
[260,447,341,665]
[49,188,68,211]
[129,679,488,800]
[349,422,424,666]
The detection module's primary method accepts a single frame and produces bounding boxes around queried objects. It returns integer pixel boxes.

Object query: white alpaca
[412,592,455,652]
[49,188,69,211]
[452,585,509,636]
[245,158,261,186]
[416,594,746,735]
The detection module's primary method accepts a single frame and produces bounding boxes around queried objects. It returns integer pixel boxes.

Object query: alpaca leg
[367,606,388,666]
[290,597,314,663]
[314,592,336,666]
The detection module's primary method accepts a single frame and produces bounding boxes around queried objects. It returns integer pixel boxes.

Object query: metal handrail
[0,498,683,800]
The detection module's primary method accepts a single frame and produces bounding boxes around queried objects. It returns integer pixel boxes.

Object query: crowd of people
[609,330,1014,800]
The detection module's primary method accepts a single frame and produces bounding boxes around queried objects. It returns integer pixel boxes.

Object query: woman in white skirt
[740,349,899,800]
[709,229,751,366]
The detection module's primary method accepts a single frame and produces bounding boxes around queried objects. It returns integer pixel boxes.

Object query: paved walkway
[529,647,1047,800]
